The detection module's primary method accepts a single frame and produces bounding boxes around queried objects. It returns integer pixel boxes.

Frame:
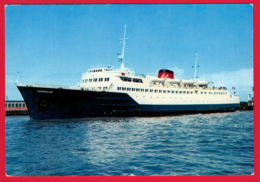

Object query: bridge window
[132,88,136,91]
[120,77,131,82]
[99,78,103,82]
[117,87,121,90]
[105,77,110,82]
[133,78,143,83]
[150,89,153,92]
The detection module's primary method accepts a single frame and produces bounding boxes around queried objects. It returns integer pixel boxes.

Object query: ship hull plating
[18,86,240,120]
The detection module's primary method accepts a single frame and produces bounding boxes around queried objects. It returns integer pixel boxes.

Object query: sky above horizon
[5,4,253,101]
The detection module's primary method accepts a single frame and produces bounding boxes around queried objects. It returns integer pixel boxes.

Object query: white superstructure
[79,67,239,106]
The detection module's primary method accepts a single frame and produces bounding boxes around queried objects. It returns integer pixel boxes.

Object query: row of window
[120,77,143,83]
[117,87,228,95]
[117,87,195,94]
[88,68,114,73]
[85,86,108,91]
[6,103,26,108]
[89,69,103,73]
[82,77,110,83]
[97,86,108,90]
[208,92,228,95]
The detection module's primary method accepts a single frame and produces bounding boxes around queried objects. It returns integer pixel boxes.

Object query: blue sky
[5,4,253,101]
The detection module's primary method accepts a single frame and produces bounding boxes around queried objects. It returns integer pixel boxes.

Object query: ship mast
[120,24,127,70]
[193,53,198,80]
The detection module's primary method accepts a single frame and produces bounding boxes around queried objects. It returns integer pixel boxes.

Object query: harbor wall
[239,101,254,110]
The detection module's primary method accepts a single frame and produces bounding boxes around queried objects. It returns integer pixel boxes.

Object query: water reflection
[6,111,254,176]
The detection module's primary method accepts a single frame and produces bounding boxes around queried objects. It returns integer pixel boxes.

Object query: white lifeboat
[168,79,181,84]
[197,80,211,85]
[150,77,165,83]
[181,80,195,84]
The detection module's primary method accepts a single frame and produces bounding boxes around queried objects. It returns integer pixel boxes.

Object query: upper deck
[79,65,229,94]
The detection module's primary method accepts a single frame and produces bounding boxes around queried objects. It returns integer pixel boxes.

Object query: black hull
[17,85,240,120]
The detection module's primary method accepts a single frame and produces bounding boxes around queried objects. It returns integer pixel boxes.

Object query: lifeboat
[150,77,165,83]
[197,80,211,85]
[181,80,195,84]
[168,79,181,84]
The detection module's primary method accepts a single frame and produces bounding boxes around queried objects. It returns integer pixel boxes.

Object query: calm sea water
[6,111,254,176]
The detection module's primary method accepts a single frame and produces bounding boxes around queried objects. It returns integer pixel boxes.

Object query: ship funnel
[158,69,174,79]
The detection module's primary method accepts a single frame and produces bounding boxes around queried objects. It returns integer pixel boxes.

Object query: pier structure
[5,100,29,116]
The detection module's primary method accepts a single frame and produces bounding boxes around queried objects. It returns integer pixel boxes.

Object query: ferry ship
[16,25,240,120]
